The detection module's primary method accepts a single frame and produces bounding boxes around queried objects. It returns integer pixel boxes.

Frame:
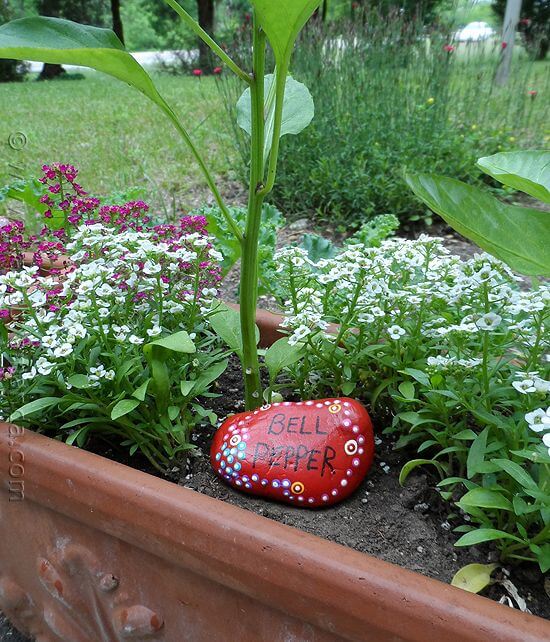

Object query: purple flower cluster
[0,366,15,381]
[1,164,222,292]
[0,219,31,273]
[39,163,100,225]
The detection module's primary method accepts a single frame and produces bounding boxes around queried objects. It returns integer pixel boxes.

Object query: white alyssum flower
[129,335,145,345]
[36,357,55,376]
[53,343,74,358]
[525,408,550,433]
[21,367,37,380]
[288,325,312,346]
[387,325,406,340]
[146,326,162,337]
[513,379,538,394]
[476,312,502,331]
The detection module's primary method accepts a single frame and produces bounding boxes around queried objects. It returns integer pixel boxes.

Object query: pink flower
[528,90,537,98]
[192,69,203,77]
[213,66,223,75]
[501,42,508,50]
[443,44,455,53]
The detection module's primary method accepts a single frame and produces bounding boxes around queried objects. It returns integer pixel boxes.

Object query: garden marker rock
[211,398,374,507]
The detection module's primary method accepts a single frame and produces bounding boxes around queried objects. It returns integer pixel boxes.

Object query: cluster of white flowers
[426,356,483,369]
[274,237,549,370]
[512,373,550,395]
[0,222,221,386]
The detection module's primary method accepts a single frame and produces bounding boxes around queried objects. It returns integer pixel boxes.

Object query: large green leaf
[237,74,314,162]
[111,398,141,421]
[10,397,61,421]
[0,17,177,123]
[144,331,196,355]
[251,0,321,68]
[209,303,260,355]
[406,173,550,277]
[478,151,550,203]
[458,487,513,511]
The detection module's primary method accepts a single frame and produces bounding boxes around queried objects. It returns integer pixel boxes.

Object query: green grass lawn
[0,73,239,216]
[0,55,547,224]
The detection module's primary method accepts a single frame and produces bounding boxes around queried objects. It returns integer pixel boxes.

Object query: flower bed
[269,237,550,573]
[1,162,549,638]
[1,164,227,472]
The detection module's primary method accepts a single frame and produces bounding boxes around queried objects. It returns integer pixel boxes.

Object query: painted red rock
[210,398,374,508]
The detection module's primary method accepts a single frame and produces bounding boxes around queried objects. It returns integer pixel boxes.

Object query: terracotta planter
[1,314,549,642]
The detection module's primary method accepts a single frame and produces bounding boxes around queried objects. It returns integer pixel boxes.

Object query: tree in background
[0,0,27,81]
[493,0,549,59]
[111,0,124,43]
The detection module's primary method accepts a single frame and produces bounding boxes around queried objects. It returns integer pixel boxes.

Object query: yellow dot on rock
[291,482,305,495]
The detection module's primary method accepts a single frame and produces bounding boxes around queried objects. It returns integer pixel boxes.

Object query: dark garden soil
[0,616,30,642]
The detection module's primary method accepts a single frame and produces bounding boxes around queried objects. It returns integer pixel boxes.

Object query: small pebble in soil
[210,398,375,507]
[413,502,429,512]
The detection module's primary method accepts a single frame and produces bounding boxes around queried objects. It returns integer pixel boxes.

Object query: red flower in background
[501,42,508,50]
[192,69,203,77]
[213,66,223,75]
[528,90,538,98]
[443,44,455,53]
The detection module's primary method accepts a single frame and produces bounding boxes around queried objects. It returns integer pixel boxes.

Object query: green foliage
[301,233,338,262]
[237,74,315,163]
[477,151,550,203]
[251,0,321,71]
[300,213,399,263]
[196,201,284,290]
[0,17,167,102]
[346,213,400,248]
[407,152,550,277]
[208,301,259,356]
[264,337,305,394]
[220,9,548,229]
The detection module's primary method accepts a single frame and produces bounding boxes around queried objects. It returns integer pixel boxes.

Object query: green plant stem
[240,17,266,410]
[162,0,252,85]
[258,67,287,197]
[159,101,242,242]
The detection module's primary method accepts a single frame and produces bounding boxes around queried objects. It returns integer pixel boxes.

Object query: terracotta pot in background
[0,315,549,642]
[22,252,71,276]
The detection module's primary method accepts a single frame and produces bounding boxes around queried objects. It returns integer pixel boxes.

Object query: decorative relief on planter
[0,543,164,641]
[211,398,374,507]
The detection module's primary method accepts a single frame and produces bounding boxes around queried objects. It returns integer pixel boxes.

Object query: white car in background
[455,21,495,42]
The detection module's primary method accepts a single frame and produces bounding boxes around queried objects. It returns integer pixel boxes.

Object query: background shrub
[220,8,548,230]
[0,1,28,82]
